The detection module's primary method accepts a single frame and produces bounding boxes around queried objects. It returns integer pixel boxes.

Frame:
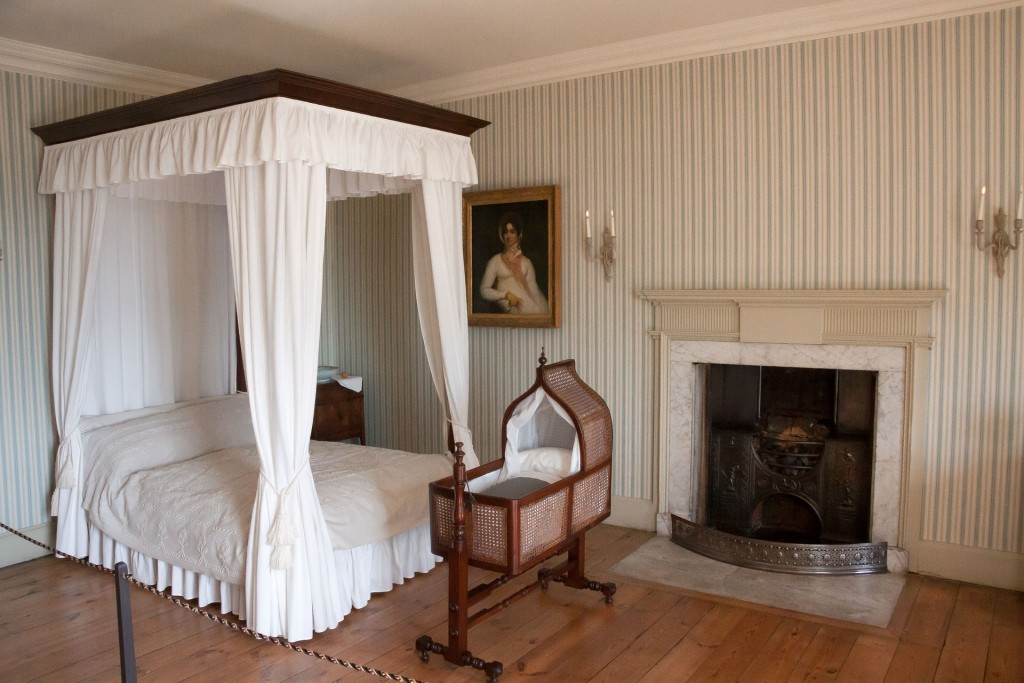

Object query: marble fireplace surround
[640,289,946,572]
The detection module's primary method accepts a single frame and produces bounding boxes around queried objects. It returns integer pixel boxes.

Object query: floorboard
[0,526,1021,682]
[739,617,820,682]
[591,594,711,683]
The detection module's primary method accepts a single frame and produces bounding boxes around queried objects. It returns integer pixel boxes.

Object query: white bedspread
[78,395,450,584]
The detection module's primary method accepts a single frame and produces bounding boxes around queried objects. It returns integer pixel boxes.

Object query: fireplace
[640,288,947,576]
[705,364,876,544]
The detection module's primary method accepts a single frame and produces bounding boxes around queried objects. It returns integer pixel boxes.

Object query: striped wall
[0,71,143,534]
[325,8,1023,556]
[1,6,1020,570]
[319,195,446,453]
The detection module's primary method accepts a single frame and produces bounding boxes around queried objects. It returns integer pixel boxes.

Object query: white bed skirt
[86,522,440,628]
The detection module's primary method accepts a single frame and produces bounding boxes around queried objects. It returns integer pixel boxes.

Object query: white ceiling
[0,0,1010,101]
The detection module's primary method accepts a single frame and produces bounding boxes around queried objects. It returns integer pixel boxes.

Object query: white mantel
[640,289,946,571]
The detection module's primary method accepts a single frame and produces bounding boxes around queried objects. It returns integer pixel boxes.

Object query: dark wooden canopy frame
[33,68,489,143]
[418,354,616,682]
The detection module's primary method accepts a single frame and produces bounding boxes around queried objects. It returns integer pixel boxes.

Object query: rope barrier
[0,521,428,683]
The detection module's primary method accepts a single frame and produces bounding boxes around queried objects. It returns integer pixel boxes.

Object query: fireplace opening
[704,364,876,545]
[751,494,822,542]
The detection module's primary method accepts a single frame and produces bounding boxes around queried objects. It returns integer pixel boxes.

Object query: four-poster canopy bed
[33,69,490,641]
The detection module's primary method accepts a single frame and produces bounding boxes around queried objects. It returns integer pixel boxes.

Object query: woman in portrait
[479,212,549,314]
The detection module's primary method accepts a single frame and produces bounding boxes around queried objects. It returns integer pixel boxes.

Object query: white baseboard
[608,496,657,531]
[913,539,1024,591]
[0,521,55,568]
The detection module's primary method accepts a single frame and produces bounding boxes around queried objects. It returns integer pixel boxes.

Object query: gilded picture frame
[464,185,561,328]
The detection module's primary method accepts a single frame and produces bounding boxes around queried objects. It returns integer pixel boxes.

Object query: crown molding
[0,0,1014,102]
[0,37,209,96]
[391,0,1018,104]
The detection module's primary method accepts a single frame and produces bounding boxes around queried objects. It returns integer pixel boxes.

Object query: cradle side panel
[571,462,612,533]
[430,487,511,567]
[518,487,570,566]
[472,502,509,566]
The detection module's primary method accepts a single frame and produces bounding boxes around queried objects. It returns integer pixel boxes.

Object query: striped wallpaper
[319,195,446,453]
[1,7,1021,562]
[0,71,143,532]
[327,8,1023,554]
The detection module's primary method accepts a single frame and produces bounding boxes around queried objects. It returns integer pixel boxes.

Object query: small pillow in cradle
[517,447,572,478]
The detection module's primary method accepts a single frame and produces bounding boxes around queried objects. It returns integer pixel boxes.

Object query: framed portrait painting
[464,185,561,328]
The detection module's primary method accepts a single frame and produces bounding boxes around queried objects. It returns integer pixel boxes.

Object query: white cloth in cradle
[480,387,580,498]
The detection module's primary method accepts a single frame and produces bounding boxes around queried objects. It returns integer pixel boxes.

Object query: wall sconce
[974,185,1023,278]
[585,209,617,281]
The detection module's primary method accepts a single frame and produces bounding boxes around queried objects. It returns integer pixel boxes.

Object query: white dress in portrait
[479,248,548,314]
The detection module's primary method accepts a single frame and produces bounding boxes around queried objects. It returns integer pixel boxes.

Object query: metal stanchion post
[114,562,137,683]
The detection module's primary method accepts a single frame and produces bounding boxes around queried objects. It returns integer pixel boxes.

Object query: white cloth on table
[331,375,363,393]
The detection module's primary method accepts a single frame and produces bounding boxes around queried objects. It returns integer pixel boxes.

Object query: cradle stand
[416,356,616,681]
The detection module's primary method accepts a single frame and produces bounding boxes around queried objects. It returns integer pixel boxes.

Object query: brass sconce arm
[584,210,617,281]
[974,185,1023,279]
[975,208,1023,278]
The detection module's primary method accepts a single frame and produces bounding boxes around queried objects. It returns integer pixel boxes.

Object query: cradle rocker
[416,354,616,681]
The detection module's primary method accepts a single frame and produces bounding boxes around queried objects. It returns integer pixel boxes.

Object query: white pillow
[517,447,572,478]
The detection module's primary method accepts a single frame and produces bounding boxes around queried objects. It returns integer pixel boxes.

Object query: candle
[978,186,986,221]
[610,209,616,237]
[1017,185,1023,221]
[585,210,591,239]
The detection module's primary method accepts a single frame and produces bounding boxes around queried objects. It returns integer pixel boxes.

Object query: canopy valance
[38,96,480,195]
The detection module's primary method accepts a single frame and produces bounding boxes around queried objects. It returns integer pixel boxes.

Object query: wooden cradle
[416,354,616,681]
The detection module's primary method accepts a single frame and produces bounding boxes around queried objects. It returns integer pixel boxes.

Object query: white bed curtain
[85,195,235,415]
[50,188,108,556]
[40,97,481,641]
[225,160,342,638]
[411,180,477,467]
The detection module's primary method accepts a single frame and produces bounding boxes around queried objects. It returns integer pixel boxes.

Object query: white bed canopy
[35,70,489,641]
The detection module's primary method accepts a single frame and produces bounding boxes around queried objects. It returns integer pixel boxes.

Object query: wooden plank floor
[1,525,1021,682]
